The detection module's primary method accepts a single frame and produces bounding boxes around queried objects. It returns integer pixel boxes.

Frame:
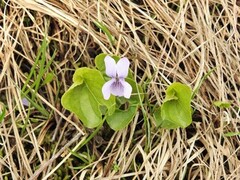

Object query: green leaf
[164,88,178,102]
[73,68,115,115]
[61,85,102,128]
[213,101,231,108]
[224,132,240,137]
[94,21,115,45]
[106,106,138,131]
[0,103,6,123]
[72,69,84,85]
[95,53,107,72]
[155,82,192,129]
[61,68,116,128]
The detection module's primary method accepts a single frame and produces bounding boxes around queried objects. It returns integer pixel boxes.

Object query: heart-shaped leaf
[62,85,102,128]
[154,82,192,129]
[61,68,115,128]
[73,68,115,115]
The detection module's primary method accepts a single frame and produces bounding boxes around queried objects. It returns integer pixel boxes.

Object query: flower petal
[102,79,115,100]
[116,57,130,78]
[22,98,30,106]
[104,56,117,77]
[110,80,124,97]
[122,80,132,99]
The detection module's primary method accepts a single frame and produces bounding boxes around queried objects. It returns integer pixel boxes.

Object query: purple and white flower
[102,56,132,100]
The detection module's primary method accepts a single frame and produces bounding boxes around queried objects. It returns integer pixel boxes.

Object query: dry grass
[0,0,240,179]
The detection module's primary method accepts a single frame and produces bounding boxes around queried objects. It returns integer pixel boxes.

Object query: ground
[0,0,240,179]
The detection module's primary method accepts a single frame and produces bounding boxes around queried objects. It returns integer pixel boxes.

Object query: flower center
[113,78,122,88]
[115,73,119,81]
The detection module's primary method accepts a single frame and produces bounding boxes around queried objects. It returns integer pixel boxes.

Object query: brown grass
[0,0,240,179]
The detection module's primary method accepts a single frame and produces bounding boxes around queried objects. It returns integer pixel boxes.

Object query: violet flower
[22,98,30,107]
[102,56,132,100]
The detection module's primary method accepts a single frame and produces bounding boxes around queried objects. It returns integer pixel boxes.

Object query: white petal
[104,56,117,77]
[122,80,132,99]
[102,79,115,100]
[116,57,130,78]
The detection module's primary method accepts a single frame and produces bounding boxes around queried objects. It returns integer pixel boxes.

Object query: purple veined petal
[104,56,117,78]
[102,79,115,100]
[116,57,130,78]
[110,79,125,97]
[122,80,132,99]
